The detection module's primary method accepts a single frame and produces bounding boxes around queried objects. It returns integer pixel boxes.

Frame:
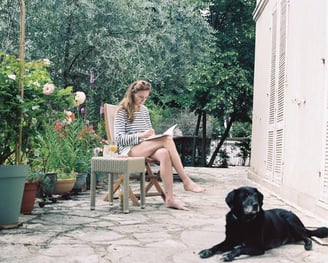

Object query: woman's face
[133,90,149,107]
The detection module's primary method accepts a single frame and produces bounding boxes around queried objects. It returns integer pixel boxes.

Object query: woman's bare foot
[166,199,189,211]
[103,193,109,201]
[184,180,206,193]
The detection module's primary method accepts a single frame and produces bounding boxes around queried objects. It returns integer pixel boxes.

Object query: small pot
[54,178,76,195]
[72,173,88,194]
[37,173,57,198]
[20,182,38,215]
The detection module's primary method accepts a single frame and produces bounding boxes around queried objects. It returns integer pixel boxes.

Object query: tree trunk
[191,111,202,166]
[207,113,235,167]
[201,111,207,166]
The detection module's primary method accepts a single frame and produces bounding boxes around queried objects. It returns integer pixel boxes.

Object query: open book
[144,124,182,141]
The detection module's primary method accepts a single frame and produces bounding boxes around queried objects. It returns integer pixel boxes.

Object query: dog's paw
[221,252,234,262]
[304,238,312,250]
[198,249,214,258]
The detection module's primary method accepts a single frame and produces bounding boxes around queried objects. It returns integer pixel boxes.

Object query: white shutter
[319,1,328,204]
[269,8,277,126]
[265,8,277,182]
[274,128,283,184]
[320,57,328,203]
[265,0,288,185]
[321,121,328,202]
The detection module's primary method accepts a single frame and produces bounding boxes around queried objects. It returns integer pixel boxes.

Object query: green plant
[31,114,100,179]
[29,122,61,174]
[57,117,99,176]
[0,52,74,165]
[25,172,43,183]
[25,171,50,187]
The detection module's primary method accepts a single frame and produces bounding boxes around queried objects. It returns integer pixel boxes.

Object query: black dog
[199,186,328,261]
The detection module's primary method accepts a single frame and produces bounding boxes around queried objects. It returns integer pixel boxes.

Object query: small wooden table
[90,157,145,213]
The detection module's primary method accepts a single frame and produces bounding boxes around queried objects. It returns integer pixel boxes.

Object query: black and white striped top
[114,105,152,154]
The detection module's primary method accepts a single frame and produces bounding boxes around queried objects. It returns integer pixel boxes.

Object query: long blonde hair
[119,80,152,122]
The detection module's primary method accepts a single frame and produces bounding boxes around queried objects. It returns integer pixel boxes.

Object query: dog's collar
[231,212,258,222]
[232,213,238,220]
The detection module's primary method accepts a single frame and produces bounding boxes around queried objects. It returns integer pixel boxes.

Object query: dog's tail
[306,227,328,238]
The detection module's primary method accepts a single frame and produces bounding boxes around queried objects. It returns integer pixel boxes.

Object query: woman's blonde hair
[119,80,152,122]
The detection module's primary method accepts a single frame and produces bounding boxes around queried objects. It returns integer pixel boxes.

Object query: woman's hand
[140,129,155,139]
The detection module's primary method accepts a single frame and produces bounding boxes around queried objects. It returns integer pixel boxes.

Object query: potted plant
[0,1,76,226]
[53,125,78,195]
[54,115,100,195]
[20,172,46,215]
[0,0,29,227]
[0,54,75,222]
[72,117,100,193]
[30,116,76,196]
[32,96,100,196]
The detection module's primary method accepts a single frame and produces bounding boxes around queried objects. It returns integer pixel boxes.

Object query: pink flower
[63,110,75,124]
[93,147,102,156]
[55,121,63,131]
[43,83,55,95]
[90,71,95,84]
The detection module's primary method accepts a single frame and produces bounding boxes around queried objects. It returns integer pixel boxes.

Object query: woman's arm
[114,109,139,148]
[143,106,152,130]
[114,106,154,151]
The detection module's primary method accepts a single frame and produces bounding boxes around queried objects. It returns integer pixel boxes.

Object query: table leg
[108,172,114,206]
[90,170,96,210]
[123,173,129,213]
[140,171,145,209]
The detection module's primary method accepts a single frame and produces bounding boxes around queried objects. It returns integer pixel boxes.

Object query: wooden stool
[90,157,145,213]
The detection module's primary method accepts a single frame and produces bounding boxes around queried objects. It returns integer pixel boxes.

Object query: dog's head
[225,186,264,222]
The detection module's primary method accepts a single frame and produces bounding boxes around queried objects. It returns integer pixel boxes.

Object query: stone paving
[1,167,328,263]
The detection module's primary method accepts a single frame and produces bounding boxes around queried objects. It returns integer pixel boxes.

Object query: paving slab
[0,167,327,263]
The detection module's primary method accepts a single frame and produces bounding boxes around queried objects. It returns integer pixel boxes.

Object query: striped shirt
[114,105,152,154]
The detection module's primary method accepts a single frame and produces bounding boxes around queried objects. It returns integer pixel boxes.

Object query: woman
[114,80,205,211]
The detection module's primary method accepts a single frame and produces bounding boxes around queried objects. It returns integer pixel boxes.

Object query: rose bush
[0,52,74,164]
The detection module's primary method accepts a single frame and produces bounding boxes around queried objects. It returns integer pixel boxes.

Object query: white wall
[283,0,326,196]
[250,0,328,218]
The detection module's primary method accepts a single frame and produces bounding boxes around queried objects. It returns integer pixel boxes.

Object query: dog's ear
[225,189,236,208]
[255,188,264,207]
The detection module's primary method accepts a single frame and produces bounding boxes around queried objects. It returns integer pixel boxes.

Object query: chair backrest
[104,103,119,142]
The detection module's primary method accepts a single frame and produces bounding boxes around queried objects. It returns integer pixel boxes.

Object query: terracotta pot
[20,182,38,215]
[54,178,76,195]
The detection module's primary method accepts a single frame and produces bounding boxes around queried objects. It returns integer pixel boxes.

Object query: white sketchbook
[144,124,181,141]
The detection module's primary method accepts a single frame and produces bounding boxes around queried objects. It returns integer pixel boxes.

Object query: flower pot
[0,165,28,226]
[20,182,38,215]
[54,178,76,195]
[72,173,88,194]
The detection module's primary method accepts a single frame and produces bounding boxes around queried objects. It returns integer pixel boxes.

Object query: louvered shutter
[266,0,288,185]
[265,8,277,181]
[321,123,328,202]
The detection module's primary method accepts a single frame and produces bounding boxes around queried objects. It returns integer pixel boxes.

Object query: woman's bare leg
[129,136,205,193]
[129,146,187,210]
[161,137,206,193]
[151,148,188,210]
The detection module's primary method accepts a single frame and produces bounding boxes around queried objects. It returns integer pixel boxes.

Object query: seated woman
[114,80,206,211]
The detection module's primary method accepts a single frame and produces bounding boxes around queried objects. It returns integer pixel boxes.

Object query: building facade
[249,0,328,218]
